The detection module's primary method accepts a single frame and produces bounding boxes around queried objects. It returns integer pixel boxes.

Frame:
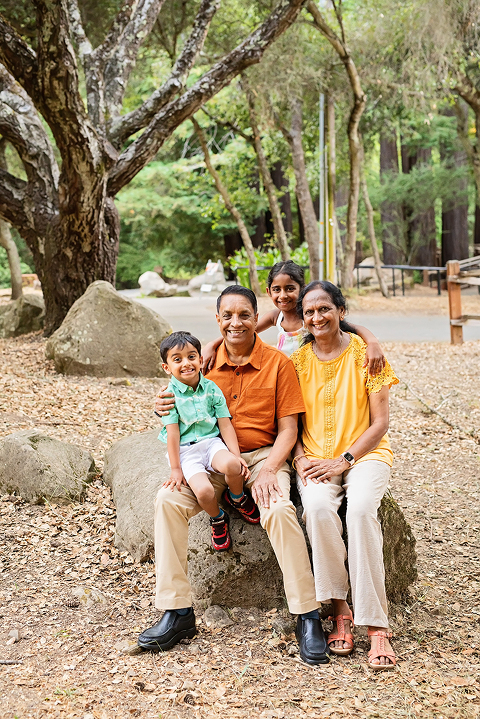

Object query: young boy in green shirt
[159,331,260,551]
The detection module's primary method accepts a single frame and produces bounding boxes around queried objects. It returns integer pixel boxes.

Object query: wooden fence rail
[446,259,480,344]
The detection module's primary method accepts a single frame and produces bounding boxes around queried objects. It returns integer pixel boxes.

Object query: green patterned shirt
[158,374,231,445]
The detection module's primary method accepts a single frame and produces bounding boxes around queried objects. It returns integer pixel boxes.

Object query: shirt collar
[170,373,205,393]
[216,334,263,370]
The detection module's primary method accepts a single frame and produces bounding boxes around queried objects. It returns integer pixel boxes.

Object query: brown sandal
[327,609,354,656]
[367,629,396,671]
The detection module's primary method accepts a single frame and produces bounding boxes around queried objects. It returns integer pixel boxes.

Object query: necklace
[312,330,343,361]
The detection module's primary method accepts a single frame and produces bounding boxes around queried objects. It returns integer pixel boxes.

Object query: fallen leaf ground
[1,331,479,719]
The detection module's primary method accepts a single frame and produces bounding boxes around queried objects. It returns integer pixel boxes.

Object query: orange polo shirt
[206,335,305,453]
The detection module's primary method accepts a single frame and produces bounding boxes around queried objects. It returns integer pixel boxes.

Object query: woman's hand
[363,342,386,377]
[154,386,175,416]
[163,469,187,491]
[295,456,314,486]
[202,342,218,374]
[302,456,349,484]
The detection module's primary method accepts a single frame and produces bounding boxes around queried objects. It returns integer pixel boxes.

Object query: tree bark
[244,82,290,261]
[192,117,261,297]
[380,129,403,264]
[0,220,23,300]
[0,0,305,332]
[270,161,293,236]
[326,94,337,282]
[360,145,389,298]
[279,97,319,279]
[307,0,366,288]
[403,147,437,266]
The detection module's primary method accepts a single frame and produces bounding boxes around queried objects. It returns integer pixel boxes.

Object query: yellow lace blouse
[291,333,399,467]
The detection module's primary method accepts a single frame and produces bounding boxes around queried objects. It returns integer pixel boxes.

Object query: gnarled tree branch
[108,0,220,147]
[0,13,38,101]
[0,65,59,221]
[102,0,167,120]
[108,0,306,194]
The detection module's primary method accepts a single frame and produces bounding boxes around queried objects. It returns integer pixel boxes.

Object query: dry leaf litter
[0,328,479,719]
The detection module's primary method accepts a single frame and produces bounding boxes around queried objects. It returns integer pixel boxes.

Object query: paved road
[120,291,480,344]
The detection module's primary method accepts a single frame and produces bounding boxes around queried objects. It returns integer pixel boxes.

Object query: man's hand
[250,467,283,509]
[154,385,175,416]
[163,469,187,492]
[238,456,251,481]
[301,456,349,484]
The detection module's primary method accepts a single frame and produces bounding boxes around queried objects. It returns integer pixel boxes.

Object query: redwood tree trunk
[380,129,403,264]
[281,97,319,279]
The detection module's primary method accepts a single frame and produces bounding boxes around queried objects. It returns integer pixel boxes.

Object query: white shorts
[167,436,228,484]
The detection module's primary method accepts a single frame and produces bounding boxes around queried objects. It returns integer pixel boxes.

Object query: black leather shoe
[138,609,196,652]
[296,615,330,665]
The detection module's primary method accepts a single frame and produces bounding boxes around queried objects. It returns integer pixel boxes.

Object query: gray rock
[271,615,296,636]
[70,586,108,609]
[103,429,167,562]
[105,430,416,609]
[104,429,285,606]
[45,281,172,377]
[0,429,96,503]
[0,293,45,337]
[203,605,234,628]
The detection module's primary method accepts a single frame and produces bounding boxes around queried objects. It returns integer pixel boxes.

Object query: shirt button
[233,395,237,399]
[236,371,240,376]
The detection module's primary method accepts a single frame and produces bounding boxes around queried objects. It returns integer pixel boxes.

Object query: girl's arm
[163,424,187,491]
[256,309,280,333]
[350,324,385,377]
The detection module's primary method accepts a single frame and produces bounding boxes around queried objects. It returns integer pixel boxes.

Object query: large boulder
[0,294,45,337]
[105,430,417,608]
[188,260,226,296]
[0,429,96,503]
[138,271,177,297]
[45,281,172,377]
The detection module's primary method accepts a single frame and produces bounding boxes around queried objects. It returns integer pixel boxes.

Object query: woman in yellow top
[291,281,399,671]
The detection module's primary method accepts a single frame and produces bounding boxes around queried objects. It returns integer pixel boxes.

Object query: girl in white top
[202,261,385,373]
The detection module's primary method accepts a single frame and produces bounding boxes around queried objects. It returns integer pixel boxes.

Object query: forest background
[0,0,479,303]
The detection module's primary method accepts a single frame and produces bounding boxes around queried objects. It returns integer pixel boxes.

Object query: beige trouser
[154,445,319,615]
[296,460,390,628]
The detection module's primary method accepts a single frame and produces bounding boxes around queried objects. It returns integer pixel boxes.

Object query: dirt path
[1,335,479,718]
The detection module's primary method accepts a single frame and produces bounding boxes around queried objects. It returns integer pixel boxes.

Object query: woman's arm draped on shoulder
[350,323,385,376]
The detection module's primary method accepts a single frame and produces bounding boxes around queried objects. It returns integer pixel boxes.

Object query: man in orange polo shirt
[138,286,330,665]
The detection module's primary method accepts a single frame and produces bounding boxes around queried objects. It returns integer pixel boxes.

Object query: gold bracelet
[292,454,306,470]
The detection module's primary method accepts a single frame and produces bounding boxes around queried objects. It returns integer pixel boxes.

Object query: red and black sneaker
[222,488,261,524]
[210,512,232,552]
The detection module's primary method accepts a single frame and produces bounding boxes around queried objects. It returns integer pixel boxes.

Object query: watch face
[343,452,354,463]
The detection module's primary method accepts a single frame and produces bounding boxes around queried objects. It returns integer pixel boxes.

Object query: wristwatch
[341,451,355,467]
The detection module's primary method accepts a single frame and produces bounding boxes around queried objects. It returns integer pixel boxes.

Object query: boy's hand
[363,342,386,377]
[154,386,175,416]
[163,469,187,492]
[238,457,251,481]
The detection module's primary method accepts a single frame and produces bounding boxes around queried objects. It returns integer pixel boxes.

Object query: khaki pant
[154,445,319,615]
[296,460,390,628]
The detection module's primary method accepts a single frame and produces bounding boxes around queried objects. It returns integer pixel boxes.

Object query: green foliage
[229,242,311,291]
[0,230,33,289]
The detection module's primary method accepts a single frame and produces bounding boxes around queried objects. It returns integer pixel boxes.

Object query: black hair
[160,331,202,363]
[267,260,305,289]
[296,280,358,345]
[216,285,257,314]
